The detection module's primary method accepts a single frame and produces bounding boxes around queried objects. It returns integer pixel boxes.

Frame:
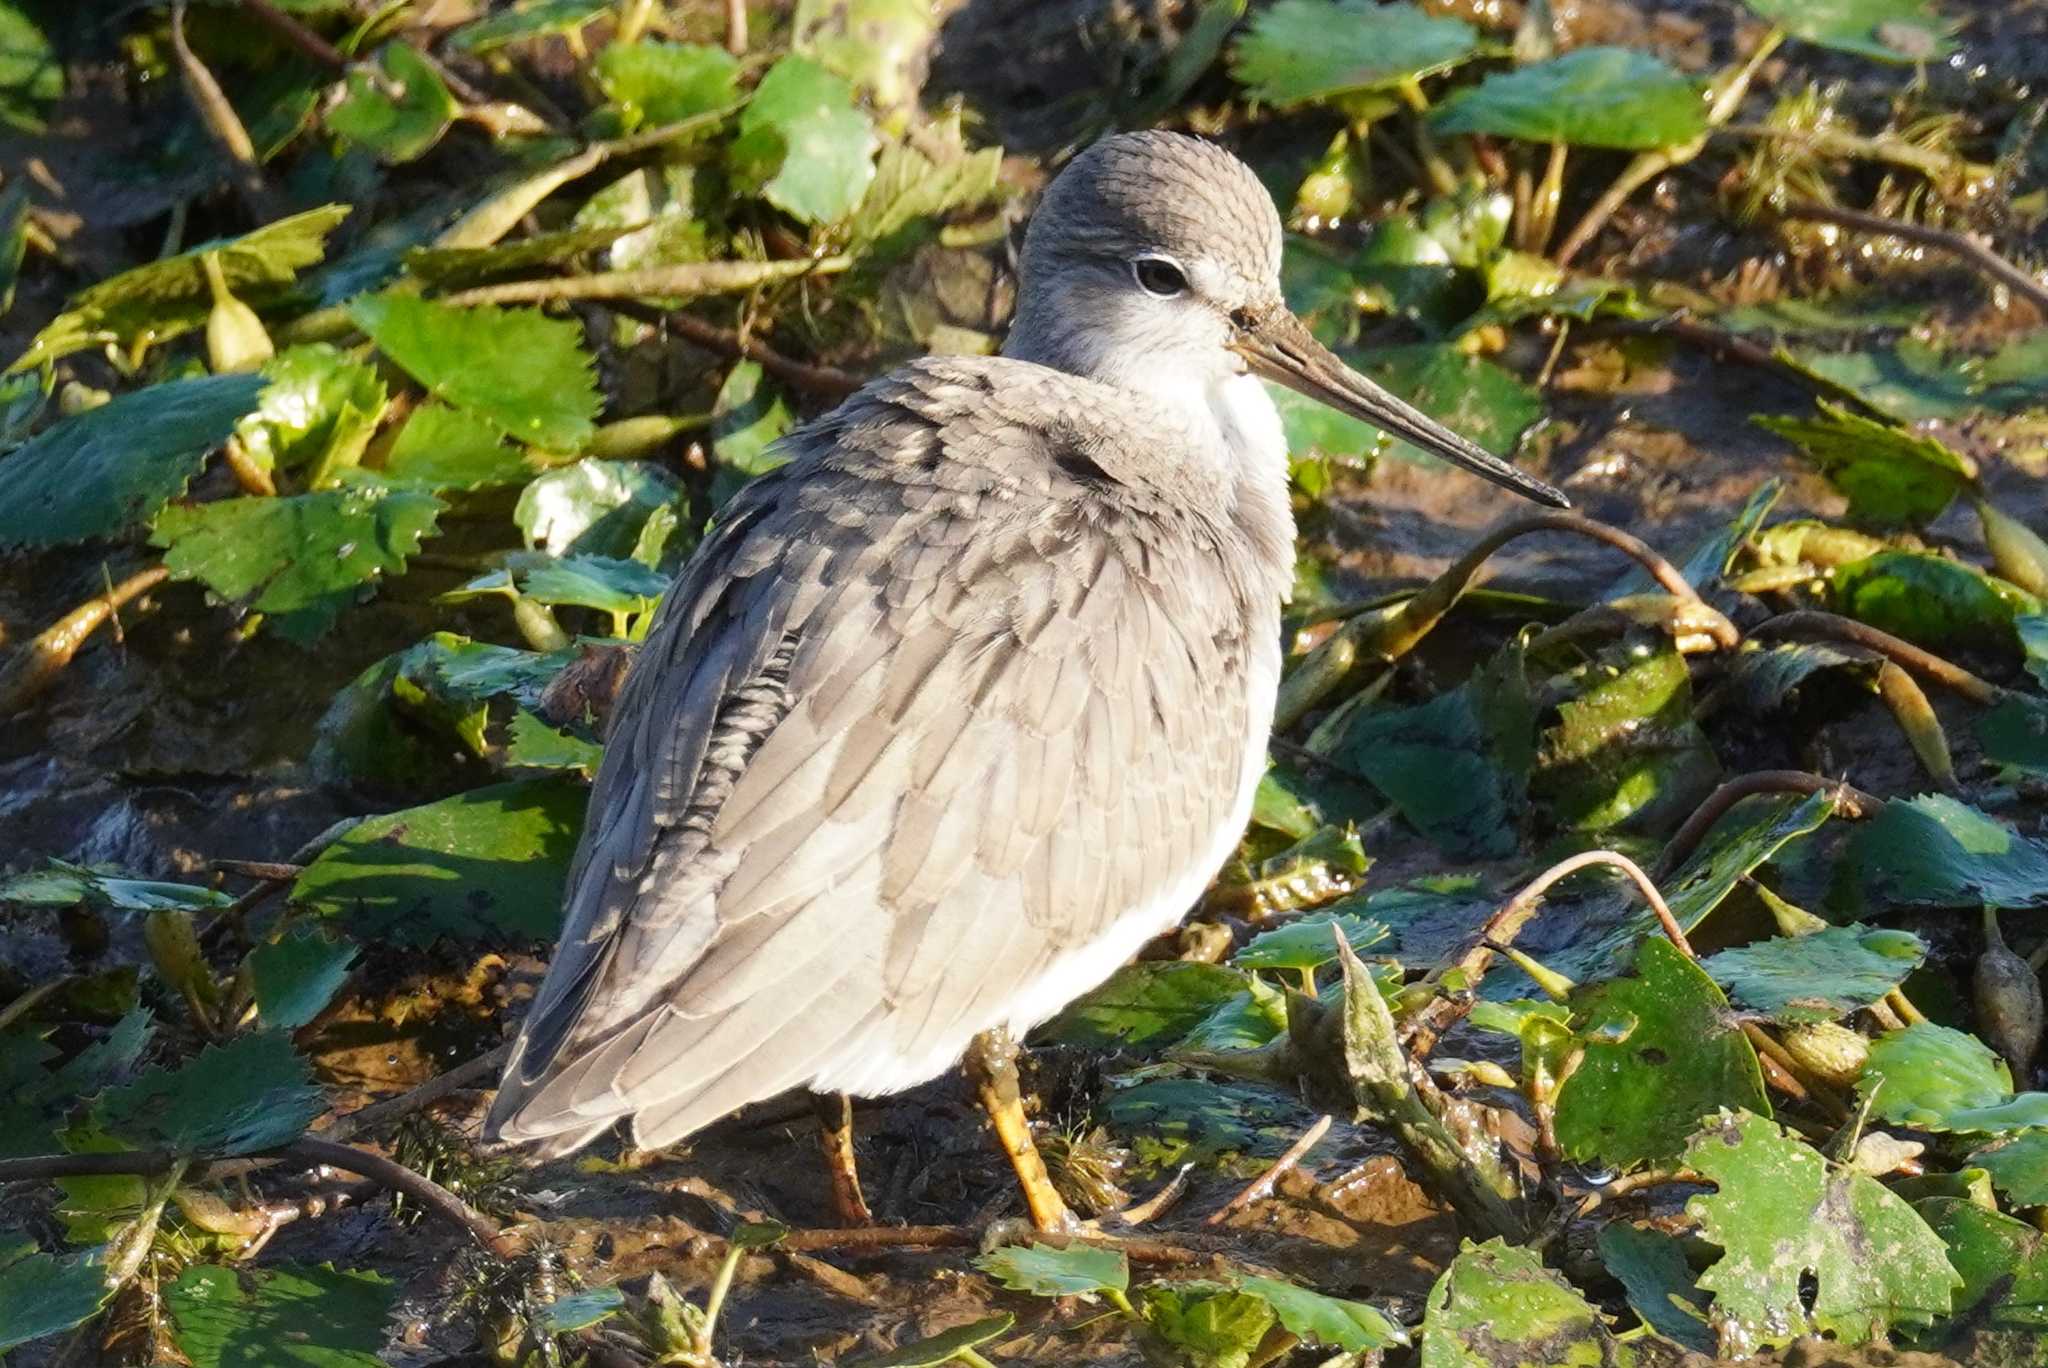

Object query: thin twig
[170,1,275,221]
[436,256,852,308]
[0,978,69,1033]
[240,0,346,71]
[319,1043,513,1143]
[1751,611,2005,706]
[1205,1115,1332,1226]
[0,565,168,717]
[1654,770,1882,879]
[724,0,748,55]
[611,302,863,398]
[1778,200,2048,316]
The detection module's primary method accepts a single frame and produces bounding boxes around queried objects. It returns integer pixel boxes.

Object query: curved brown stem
[319,1043,513,1143]
[0,564,169,717]
[1778,201,2048,317]
[1654,770,1883,880]
[1751,611,2004,706]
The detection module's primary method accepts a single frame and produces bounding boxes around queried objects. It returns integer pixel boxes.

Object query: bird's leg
[808,1091,873,1228]
[963,1028,1075,1233]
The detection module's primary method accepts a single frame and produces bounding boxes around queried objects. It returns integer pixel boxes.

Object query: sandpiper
[487,130,1566,1230]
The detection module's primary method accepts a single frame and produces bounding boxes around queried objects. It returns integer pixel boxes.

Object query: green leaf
[292,777,588,943]
[100,1030,323,1156]
[792,0,941,120]
[381,403,533,490]
[0,860,232,913]
[1859,1023,2048,1133]
[1349,343,1542,467]
[1140,1282,1275,1368]
[1832,551,2023,651]
[1333,637,1533,858]
[1101,1078,1321,1168]
[537,1284,623,1333]
[1918,1197,2048,1363]
[1740,0,1955,62]
[1684,1109,1959,1353]
[152,486,444,642]
[1856,794,2048,910]
[1040,961,1249,1048]
[1609,477,1783,597]
[730,56,878,225]
[0,1,60,132]
[235,344,387,480]
[847,116,1005,257]
[1977,694,2048,779]
[1177,974,1290,1052]
[504,710,604,776]
[447,0,609,53]
[517,554,669,616]
[1596,1222,1715,1354]
[515,459,684,557]
[1535,640,1719,833]
[1704,925,1927,1024]
[1554,937,1770,1169]
[973,1242,1127,1299]
[710,359,794,504]
[1234,911,1389,970]
[1969,1130,2048,1208]
[0,1239,111,1353]
[847,1314,1015,1368]
[1756,402,1972,527]
[1420,1238,1635,1367]
[1229,0,1479,106]
[349,293,600,451]
[11,206,349,372]
[1432,47,1708,150]
[167,1262,397,1368]
[0,373,264,550]
[327,42,455,163]
[1724,639,1877,712]
[595,40,740,133]
[1234,1274,1407,1351]
[249,924,358,1030]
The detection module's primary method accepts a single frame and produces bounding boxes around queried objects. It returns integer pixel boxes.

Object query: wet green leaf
[1235,1274,1406,1351]
[1917,1198,2048,1364]
[537,1284,623,1333]
[327,42,455,163]
[11,206,349,372]
[1229,0,1478,106]
[710,359,794,505]
[1042,961,1249,1048]
[1856,794,2048,910]
[1860,1023,2048,1133]
[1351,344,1542,467]
[730,56,878,225]
[153,486,444,642]
[1420,1238,1635,1367]
[0,861,233,913]
[1741,0,1955,62]
[516,459,684,557]
[1536,641,1720,834]
[973,1242,1127,1299]
[293,777,588,943]
[0,1239,110,1353]
[381,403,533,490]
[517,554,669,616]
[1685,1109,1959,1354]
[249,924,358,1030]
[849,1314,1015,1368]
[1724,639,1876,712]
[350,293,599,451]
[504,710,604,775]
[1969,1130,2048,1208]
[1597,1222,1715,1354]
[1334,638,1533,859]
[1102,1078,1320,1167]
[100,1030,323,1156]
[0,373,264,550]
[0,1,60,132]
[167,1262,396,1368]
[595,40,740,133]
[235,344,387,479]
[1555,937,1769,1169]
[1757,403,1972,526]
[447,0,608,53]
[1433,47,1708,149]
[1140,1282,1274,1368]
[1833,551,2024,650]
[1793,339,1984,422]
[1177,974,1290,1052]
[1234,911,1389,970]
[1705,925,1927,1024]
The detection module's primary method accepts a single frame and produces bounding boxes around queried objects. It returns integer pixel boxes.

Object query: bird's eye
[1132,256,1188,298]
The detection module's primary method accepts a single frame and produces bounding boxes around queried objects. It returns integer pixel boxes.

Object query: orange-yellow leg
[964,1028,1075,1233]
[810,1091,873,1227]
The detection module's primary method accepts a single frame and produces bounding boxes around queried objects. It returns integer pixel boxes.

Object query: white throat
[1116,361,1290,484]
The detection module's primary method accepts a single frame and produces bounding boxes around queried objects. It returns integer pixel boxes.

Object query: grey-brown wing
[488,389,1265,1152]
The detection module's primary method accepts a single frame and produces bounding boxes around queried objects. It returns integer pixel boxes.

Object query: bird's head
[1006,130,1567,508]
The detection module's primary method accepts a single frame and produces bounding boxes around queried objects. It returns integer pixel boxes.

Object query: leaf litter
[4,0,2048,1365]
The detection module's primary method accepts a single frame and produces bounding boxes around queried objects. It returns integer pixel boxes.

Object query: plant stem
[438,255,853,307]
[1527,142,1567,254]
[613,0,660,45]
[1653,770,1881,878]
[1777,200,2048,316]
[1721,121,1994,190]
[1395,79,1459,196]
[0,564,169,717]
[1555,27,1785,265]
[693,1243,746,1360]
[1751,611,2005,705]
